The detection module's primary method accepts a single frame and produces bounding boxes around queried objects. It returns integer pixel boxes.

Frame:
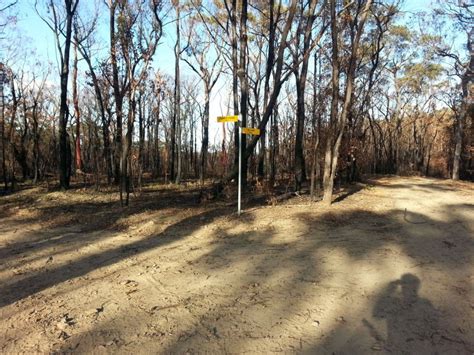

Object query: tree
[220,0,299,187]
[173,0,182,184]
[434,0,473,180]
[292,0,325,191]
[0,1,18,191]
[111,0,163,205]
[72,33,82,172]
[36,0,79,190]
[322,0,373,205]
[182,10,223,184]
[73,8,113,182]
[0,0,471,202]
[0,62,9,190]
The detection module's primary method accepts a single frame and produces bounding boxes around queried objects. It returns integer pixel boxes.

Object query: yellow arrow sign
[242,127,261,135]
[217,115,239,123]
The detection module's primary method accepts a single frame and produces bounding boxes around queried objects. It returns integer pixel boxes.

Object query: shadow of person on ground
[371,273,440,352]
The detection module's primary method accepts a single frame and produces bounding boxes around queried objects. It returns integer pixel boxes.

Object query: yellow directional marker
[242,127,261,135]
[217,115,239,123]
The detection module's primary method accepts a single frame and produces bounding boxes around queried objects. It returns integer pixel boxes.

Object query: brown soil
[0,176,473,354]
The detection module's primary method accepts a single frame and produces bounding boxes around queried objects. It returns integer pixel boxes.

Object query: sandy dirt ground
[0,176,473,354]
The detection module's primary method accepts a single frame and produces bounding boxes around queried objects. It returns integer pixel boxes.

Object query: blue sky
[3,0,448,147]
[402,0,433,12]
[12,0,435,76]
[13,0,178,75]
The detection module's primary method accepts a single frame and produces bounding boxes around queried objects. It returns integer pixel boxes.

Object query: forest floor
[0,176,473,354]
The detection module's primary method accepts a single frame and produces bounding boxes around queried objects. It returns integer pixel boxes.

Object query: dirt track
[0,176,473,353]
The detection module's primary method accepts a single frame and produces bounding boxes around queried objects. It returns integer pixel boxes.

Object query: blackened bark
[58,0,78,190]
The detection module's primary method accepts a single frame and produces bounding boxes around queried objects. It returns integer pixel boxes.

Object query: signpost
[217,115,260,215]
[242,127,260,136]
[217,115,239,123]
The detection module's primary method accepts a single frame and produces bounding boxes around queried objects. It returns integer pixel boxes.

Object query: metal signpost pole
[238,119,242,216]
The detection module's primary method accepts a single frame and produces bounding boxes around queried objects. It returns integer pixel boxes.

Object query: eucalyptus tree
[0,62,10,190]
[73,9,113,182]
[182,8,223,184]
[222,0,299,187]
[29,68,50,183]
[106,0,163,193]
[36,0,80,190]
[172,0,181,184]
[434,0,473,179]
[343,2,399,180]
[0,0,18,190]
[72,31,82,172]
[322,0,373,205]
[114,0,163,206]
[71,3,102,175]
[291,0,327,191]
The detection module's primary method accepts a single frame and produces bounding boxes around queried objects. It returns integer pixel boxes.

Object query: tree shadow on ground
[0,185,213,268]
[0,205,240,308]
[48,203,473,354]
[178,207,473,352]
[1,178,473,353]
[332,183,365,203]
[365,177,464,193]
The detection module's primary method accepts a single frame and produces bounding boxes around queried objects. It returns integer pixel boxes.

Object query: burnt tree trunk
[72,40,82,172]
[58,0,78,190]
